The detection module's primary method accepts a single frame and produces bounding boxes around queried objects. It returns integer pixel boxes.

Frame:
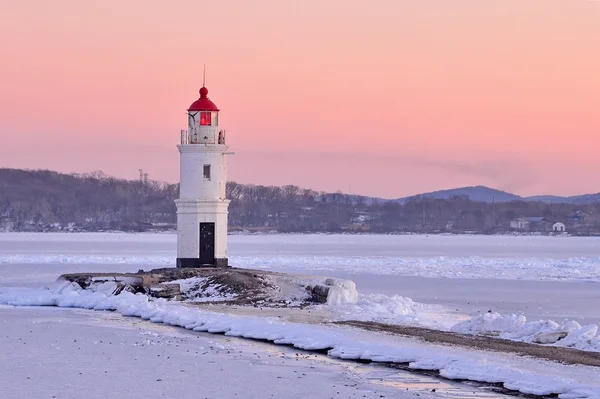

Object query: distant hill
[525,193,600,205]
[396,186,521,204]
[525,195,567,203]
[395,185,600,205]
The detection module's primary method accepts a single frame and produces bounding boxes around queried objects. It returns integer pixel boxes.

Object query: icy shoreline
[2,281,600,399]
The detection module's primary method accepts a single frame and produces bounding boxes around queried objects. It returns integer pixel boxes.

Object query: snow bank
[0,279,149,310]
[2,285,600,398]
[328,294,600,352]
[329,294,419,323]
[452,312,600,351]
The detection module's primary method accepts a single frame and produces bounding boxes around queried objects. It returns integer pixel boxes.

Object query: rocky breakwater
[59,267,360,308]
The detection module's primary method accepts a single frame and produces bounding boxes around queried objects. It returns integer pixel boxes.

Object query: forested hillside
[0,169,177,231]
[2,168,600,234]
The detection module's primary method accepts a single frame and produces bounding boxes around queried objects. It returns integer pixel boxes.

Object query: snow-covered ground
[0,305,416,399]
[171,276,240,302]
[2,282,600,398]
[2,232,600,398]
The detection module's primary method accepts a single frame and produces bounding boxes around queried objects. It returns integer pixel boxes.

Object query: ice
[324,278,358,305]
[2,286,600,398]
[327,293,600,351]
[452,312,528,336]
[451,312,600,351]
[1,307,408,399]
[556,324,599,348]
[3,232,600,352]
[3,232,600,397]
[329,294,420,324]
[3,232,600,282]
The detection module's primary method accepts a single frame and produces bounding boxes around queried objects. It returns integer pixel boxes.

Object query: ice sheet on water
[4,253,600,282]
[3,233,600,282]
[2,285,600,398]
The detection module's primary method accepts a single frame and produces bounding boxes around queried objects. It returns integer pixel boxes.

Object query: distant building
[510,217,530,230]
[553,222,566,232]
[510,217,552,232]
[526,217,549,223]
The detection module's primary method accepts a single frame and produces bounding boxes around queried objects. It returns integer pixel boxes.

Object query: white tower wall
[178,146,228,200]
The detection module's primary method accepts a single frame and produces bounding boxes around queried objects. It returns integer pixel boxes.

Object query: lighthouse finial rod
[203,65,206,88]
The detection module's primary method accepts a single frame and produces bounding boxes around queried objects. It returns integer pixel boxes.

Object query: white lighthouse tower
[175,84,230,268]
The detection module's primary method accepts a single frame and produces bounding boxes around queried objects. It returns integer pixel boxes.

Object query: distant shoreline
[1,229,593,237]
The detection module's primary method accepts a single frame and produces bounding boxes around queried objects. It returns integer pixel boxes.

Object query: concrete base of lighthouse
[175,199,230,269]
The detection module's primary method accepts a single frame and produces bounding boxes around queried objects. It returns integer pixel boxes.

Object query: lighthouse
[175,84,230,268]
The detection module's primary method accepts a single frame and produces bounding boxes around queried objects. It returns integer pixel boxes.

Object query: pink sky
[1,0,599,198]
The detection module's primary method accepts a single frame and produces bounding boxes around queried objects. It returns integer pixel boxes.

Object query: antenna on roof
[203,65,206,87]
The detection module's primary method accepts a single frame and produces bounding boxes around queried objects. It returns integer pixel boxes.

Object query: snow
[452,312,600,351]
[0,306,410,399]
[335,294,414,319]
[3,232,600,397]
[170,277,238,302]
[324,278,359,305]
[1,285,600,398]
[326,292,600,352]
[3,232,600,281]
[2,232,600,352]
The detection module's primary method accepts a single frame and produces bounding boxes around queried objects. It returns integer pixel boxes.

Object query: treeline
[0,169,177,231]
[2,168,600,234]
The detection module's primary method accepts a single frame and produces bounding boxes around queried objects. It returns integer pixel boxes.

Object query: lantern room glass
[200,112,212,126]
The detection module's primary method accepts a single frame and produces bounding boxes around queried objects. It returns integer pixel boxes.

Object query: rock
[149,284,181,300]
[308,284,330,303]
[59,268,358,307]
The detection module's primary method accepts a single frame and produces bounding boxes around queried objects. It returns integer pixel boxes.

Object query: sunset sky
[1,0,599,198]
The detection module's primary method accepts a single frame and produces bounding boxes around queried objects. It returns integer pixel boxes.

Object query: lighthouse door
[199,223,215,265]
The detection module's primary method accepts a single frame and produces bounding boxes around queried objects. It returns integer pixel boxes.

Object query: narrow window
[203,164,211,180]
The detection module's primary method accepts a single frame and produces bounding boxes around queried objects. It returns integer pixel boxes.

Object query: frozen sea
[1,232,600,324]
[2,232,600,399]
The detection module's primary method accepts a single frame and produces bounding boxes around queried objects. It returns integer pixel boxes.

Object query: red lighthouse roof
[188,86,220,112]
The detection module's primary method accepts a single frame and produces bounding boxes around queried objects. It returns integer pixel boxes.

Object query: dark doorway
[199,222,215,265]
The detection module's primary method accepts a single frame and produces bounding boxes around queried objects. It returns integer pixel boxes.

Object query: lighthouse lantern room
[175,84,230,268]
